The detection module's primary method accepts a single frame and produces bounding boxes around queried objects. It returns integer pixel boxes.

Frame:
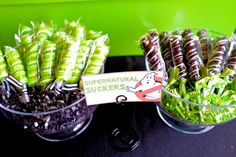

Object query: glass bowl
[0,95,96,142]
[0,65,104,141]
[145,29,236,134]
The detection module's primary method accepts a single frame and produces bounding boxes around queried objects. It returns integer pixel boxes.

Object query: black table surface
[1,56,236,157]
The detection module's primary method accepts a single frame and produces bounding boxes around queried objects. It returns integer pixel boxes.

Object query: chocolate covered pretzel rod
[159,32,173,73]
[169,33,188,79]
[226,49,236,74]
[182,29,201,81]
[197,29,209,66]
[141,31,162,71]
[207,37,230,75]
[226,32,236,74]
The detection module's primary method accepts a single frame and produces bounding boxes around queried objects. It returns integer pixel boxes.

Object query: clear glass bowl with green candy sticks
[0,19,109,141]
[145,28,236,134]
[0,91,96,142]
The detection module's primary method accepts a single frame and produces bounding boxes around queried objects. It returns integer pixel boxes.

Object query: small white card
[82,71,163,106]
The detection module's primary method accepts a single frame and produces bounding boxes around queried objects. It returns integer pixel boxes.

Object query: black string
[109,95,140,152]
[116,95,127,104]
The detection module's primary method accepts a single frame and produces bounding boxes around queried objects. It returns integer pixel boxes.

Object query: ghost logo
[125,72,163,101]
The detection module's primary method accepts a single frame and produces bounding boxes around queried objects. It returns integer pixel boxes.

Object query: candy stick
[141,31,168,84]
[25,43,40,87]
[159,31,173,74]
[39,40,57,86]
[207,36,230,75]
[206,36,231,96]
[0,49,10,97]
[53,31,67,70]
[4,46,29,102]
[182,29,201,81]
[53,22,84,89]
[215,32,236,95]
[15,24,34,68]
[28,22,55,87]
[226,48,236,74]
[225,32,236,75]
[182,29,204,115]
[55,38,80,83]
[77,31,109,88]
[0,49,8,81]
[82,34,109,75]
[169,33,188,79]
[4,46,27,84]
[169,32,188,98]
[64,21,90,84]
[66,40,93,84]
[53,30,80,87]
[141,31,161,70]
[197,29,209,66]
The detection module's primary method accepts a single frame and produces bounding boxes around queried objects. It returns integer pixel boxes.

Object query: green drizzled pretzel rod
[27,22,54,87]
[52,37,81,93]
[51,21,85,90]
[55,38,80,82]
[64,20,86,84]
[25,43,40,87]
[15,22,38,87]
[4,46,27,84]
[39,40,57,86]
[28,22,54,87]
[4,46,29,102]
[83,34,109,75]
[53,31,67,72]
[15,23,34,68]
[0,49,8,81]
[0,49,9,98]
[66,40,93,84]
[79,33,109,88]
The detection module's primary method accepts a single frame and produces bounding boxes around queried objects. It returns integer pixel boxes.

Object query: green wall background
[0,0,235,56]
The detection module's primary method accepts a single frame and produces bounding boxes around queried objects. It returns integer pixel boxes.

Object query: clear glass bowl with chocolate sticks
[143,28,236,134]
[0,20,109,141]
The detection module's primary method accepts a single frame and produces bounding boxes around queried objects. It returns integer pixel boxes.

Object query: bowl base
[157,107,214,134]
[35,114,93,142]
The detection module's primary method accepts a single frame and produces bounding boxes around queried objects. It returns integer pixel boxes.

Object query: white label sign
[82,71,163,106]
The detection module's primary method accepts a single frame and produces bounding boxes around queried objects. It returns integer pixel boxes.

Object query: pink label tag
[82,71,163,106]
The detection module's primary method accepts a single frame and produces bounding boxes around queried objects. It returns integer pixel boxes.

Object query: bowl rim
[145,28,236,109]
[0,96,87,116]
[155,103,236,126]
